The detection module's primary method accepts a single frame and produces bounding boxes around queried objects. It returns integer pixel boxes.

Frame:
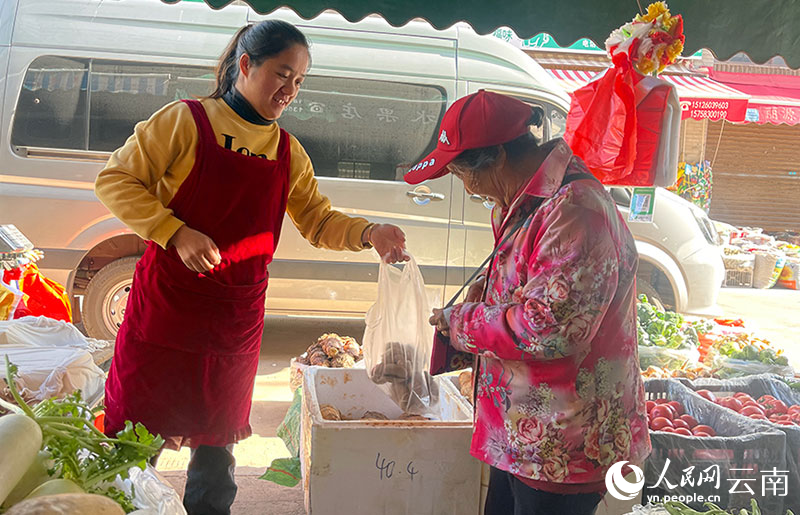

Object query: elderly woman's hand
[368,224,410,263]
[429,307,450,337]
[465,276,486,303]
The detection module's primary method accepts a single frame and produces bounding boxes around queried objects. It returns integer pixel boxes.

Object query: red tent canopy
[709,70,800,125]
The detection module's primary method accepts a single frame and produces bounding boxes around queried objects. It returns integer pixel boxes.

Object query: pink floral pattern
[447,139,651,485]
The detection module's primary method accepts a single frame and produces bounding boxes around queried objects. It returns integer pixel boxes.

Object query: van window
[549,108,567,140]
[277,76,447,182]
[12,56,213,152]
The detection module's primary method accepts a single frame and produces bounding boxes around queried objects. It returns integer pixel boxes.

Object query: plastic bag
[0,280,22,321]
[688,374,800,511]
[565,55,638,184]
[778,259,800,290]
[713,355,794,379]
[644,378,786,513]
[637,344,700,371]
[0,317,107,404]
[115,465,186,515]
[565,54,679,187]
[363,257,439,415]
[17,264,72,322]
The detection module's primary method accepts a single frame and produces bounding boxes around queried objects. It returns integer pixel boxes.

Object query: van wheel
[83,256,139,340]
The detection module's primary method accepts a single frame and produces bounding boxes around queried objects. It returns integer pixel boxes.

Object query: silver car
[0,0,723,339]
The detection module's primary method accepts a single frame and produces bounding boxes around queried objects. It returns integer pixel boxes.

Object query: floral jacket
[446,139,651,485]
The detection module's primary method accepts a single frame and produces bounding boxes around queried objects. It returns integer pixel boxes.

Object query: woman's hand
[168,225,221,273]
[368,224,410,264]
[429,307,450,337]
[465,276,486,303]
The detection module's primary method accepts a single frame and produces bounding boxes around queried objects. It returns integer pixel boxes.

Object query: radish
[0,415,43,505]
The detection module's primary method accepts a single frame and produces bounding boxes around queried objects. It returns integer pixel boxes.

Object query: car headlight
[689,205,719,245]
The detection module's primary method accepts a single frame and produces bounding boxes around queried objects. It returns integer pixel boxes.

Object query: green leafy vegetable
[2,357,164,513]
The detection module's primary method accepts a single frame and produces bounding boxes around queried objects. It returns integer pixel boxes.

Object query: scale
[0,224,42,271]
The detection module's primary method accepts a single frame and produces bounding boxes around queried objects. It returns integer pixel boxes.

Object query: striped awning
[547,69,750,122]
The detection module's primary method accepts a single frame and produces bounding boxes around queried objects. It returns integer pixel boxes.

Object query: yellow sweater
[95,97,369,251]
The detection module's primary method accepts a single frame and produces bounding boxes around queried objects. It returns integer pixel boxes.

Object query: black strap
[444,172,596,308]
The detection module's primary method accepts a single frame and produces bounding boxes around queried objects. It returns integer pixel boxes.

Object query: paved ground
[154,288,800,515]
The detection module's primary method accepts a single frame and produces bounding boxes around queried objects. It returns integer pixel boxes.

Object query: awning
[709,70,800,125]
[173,0,800,69]
[546,69,750,122]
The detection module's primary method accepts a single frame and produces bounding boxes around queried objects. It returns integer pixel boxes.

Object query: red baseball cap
[404,90,534,185]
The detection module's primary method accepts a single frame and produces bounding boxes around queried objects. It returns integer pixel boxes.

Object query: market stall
[0,225,185,514]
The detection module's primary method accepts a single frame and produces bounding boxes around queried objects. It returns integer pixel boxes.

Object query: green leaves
[4,358,164,512]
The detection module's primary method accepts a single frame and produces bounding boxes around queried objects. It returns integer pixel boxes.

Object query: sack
[565,55,679,187]
[363,257,439,415]
[17,264,72,322]
[778,259,800,290]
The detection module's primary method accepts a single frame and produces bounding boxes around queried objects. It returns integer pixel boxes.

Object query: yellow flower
[667,40,684,61]
[637,57,656,75]
[663,15,678,31]
[640,2,670,23]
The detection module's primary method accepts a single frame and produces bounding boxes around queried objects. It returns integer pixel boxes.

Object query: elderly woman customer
[406,90,651,515]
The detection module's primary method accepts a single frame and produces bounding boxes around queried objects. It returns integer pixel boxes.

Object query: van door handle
[407,190,445,206]
[470,194,495,209]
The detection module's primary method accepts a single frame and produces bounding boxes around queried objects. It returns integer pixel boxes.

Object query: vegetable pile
[0,358,163,513]
[707,389,800,426]
[637,295,701,350]
[646,398,716,437]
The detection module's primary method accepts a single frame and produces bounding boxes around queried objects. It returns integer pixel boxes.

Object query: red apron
[104,99,290,448]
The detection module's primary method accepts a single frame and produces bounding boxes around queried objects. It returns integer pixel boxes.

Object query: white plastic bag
[363,257,439,415]
[115,465,187,515]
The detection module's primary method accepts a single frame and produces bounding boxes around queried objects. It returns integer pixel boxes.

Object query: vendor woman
[95,20,407,515]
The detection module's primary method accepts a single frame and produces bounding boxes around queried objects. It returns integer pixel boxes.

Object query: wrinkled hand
[369,224,410,264]
[168,225,221,273]
[465,276,486,303]
[429,307,450,337]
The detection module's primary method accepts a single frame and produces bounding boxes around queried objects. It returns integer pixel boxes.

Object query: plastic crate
[725,269,753,288]
[644,379,786,513]
[689,374,800,511]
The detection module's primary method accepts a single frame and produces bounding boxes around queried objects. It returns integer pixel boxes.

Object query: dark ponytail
[208,20,309,99]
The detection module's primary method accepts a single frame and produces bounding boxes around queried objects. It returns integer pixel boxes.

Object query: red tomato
[749,413,767,420]
[718,397,743,412]
[93,412,105,433]
[674,427,692,436]
[742,401,764,412]
[788,405,800,414]
[679,414,698,429]
[660,427,676,433]
[693,432,711,437]
[651,405,674,421]
[651,417,674,431]
[734,393,755,403]
[671,419,690,430]
[667,401,684,416]
[654,398,670,405]
[693,425,716,437]
[646,401,656,414]
[739,405,766,417]
[778,421,796,426]
[696,390,717,403]
[758,395,776,403]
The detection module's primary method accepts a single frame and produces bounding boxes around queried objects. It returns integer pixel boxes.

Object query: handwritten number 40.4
[376,452,418,481]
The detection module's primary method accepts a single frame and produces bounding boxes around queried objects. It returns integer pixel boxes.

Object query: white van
[0,0,723,339]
